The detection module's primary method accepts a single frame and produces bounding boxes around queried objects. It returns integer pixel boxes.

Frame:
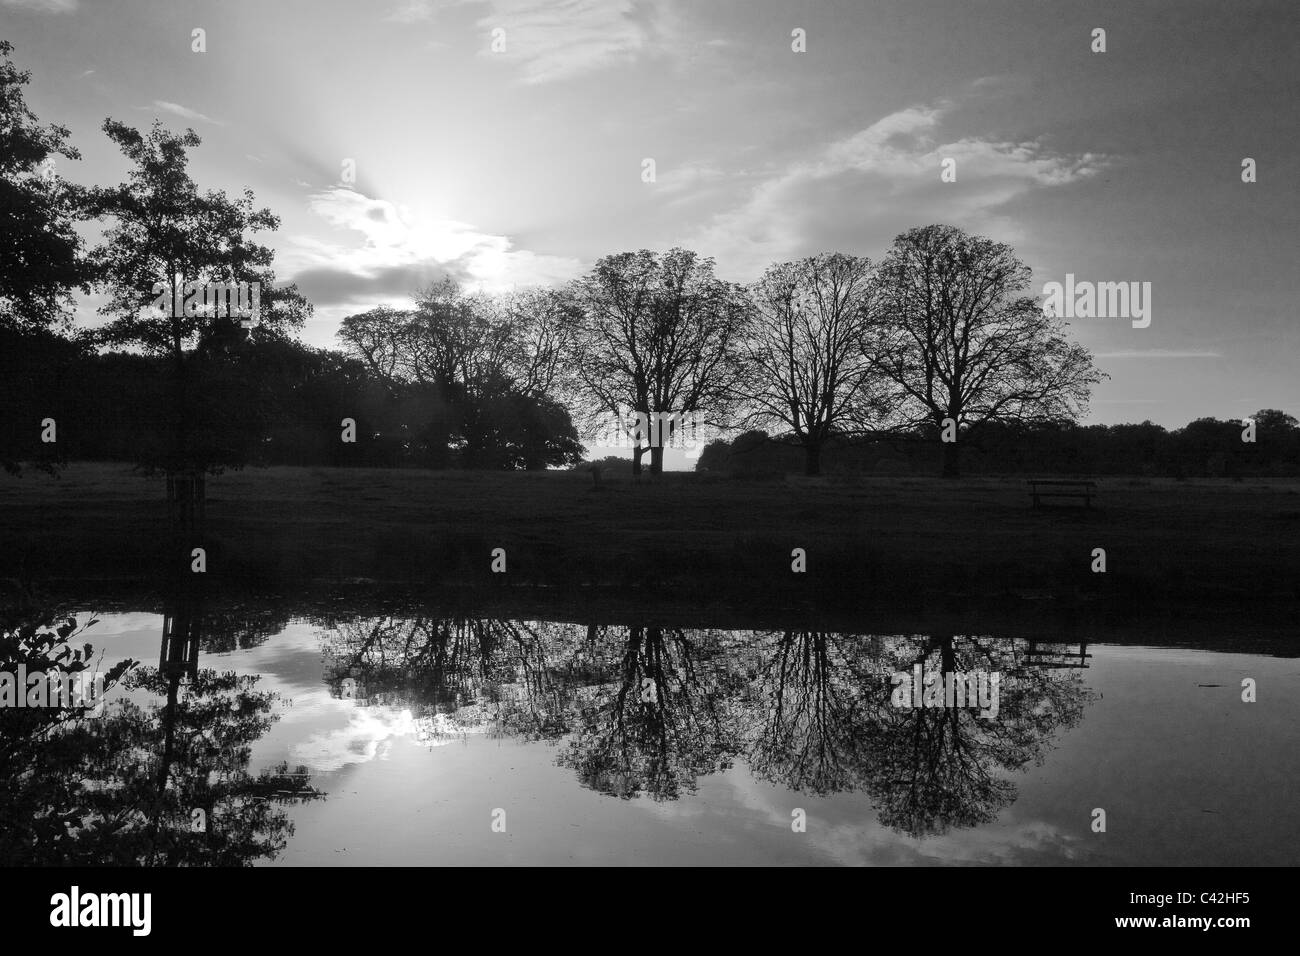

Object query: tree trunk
[941,440,960,478]
[632,445,645,475]
[649,445,665,474]
[172,336,187,472]
[804,441,822,476]
[157,677,180,790]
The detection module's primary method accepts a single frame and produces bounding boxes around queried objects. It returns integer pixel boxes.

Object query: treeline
[328,237,1102,479]
[1,40,580,474]
[0,40,1281,481]
[0,327,581,471]
[698,412,1300,478]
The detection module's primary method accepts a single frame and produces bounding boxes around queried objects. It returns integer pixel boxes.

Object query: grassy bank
[2,463,1297,616]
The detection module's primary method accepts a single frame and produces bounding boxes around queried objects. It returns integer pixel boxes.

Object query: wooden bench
[1024,639,1093,669]
[1028,479,1096,509]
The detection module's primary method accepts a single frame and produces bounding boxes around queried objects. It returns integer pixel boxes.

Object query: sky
[3,0,1298,431]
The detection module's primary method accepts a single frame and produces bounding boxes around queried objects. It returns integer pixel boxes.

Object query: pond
[3,605,1297,866]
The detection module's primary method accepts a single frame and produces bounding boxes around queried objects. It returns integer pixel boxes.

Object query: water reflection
[0,594,322,866]
[12,600,1299,864]
[320,617,1096,836]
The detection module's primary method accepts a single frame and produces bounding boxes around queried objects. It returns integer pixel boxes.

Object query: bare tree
[741,253,888,475]
[490,286,584,402]
[337,305,409,395]
[407,278,514,399]
[339,283,579,402]
[570,248,749,475]
[869,225,1103,477]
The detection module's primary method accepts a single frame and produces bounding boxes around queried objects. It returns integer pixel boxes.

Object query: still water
[4,607,1298,866]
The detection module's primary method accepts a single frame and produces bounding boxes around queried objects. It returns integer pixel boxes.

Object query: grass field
[1,463,1297,618]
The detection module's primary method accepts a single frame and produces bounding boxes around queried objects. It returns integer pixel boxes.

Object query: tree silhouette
[0,41,88,335]
[869,225,1103,477]
[569,249,749,474]
[741,254,891,475]
[82,119,310,475]
[0,42,93,476]
[337,283,583,468]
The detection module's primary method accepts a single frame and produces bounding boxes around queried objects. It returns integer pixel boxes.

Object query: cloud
[385,0,435,22]
[656,160,727,197]
[390,0,682,83]
[688,99,1107,279]
[138,100,225,126]
[291,698,493,772]
[286,186,583,308]
[291,706,418,772]
[718,760,1086,866]
[1,0,78,12]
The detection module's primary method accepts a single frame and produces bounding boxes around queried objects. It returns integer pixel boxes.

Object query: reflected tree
[320,615,607,742]
[0,605,322,865]
[859,634,1093,837]
[311,614,1096,832]
[556,626,742,800]
[741,630,878,793]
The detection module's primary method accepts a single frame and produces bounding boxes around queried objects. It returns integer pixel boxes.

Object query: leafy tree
[1251,408,1299,434]
[82,119,310,473]
[338,282,582,468]
[0,42,92,476]
[0,41,88,333]
[0,606,322,865]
